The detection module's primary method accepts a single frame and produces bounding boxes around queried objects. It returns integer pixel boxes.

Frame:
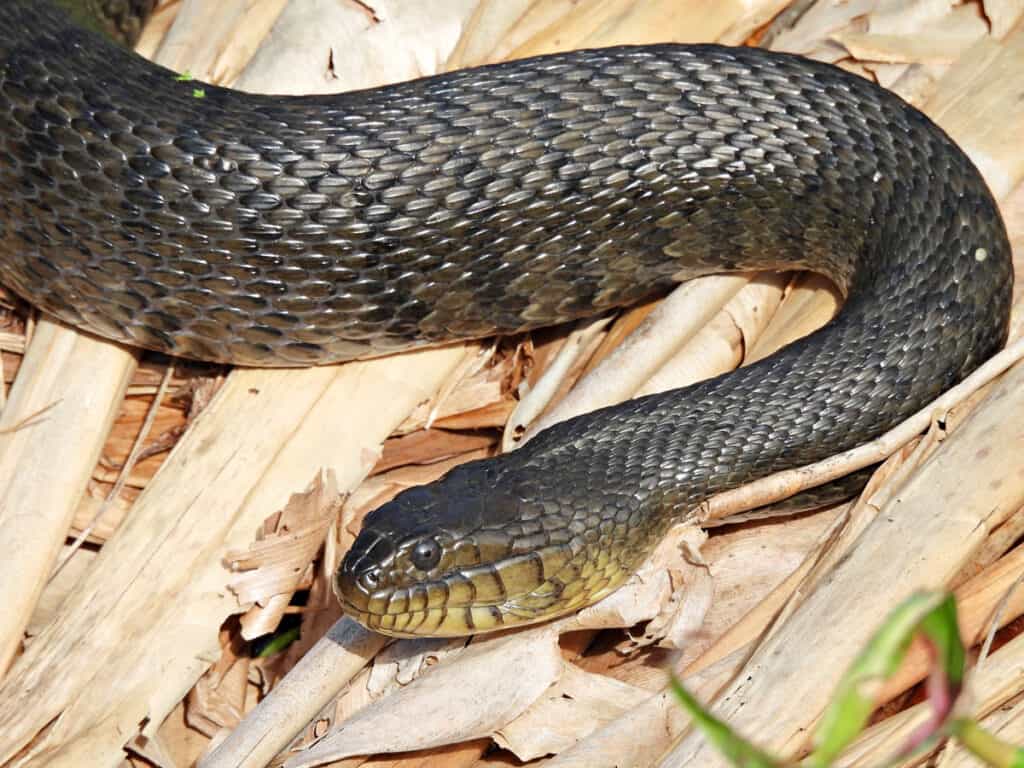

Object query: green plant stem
[951,719,1024,768]
[257,625,300,658]
[669,677,782,768]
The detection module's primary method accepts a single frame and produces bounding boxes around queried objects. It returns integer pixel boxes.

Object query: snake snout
[336,464,673,636]
[333,560,382,607]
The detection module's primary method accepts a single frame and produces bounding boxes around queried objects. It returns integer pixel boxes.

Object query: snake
[0,1,1012,637]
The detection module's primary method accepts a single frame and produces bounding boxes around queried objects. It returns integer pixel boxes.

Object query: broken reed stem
[0,320,136,677]
[198,618,386,768]
[52,362,176,581]
[522,274,751,442]
[700,333,1024,522]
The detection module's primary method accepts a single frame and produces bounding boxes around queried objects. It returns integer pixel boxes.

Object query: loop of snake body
[0,1,1012,636]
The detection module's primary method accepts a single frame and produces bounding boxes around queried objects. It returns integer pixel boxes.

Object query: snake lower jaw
[339,599,534,637]
[341,587,630,638]
[336,581,559,636]
[337,567,634,637]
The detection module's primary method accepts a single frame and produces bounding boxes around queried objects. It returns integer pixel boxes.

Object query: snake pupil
[411,538,441,571]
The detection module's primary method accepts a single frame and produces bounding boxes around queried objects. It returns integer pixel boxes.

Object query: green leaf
[669,676,782,768]
[669,593,1014,768]
[256,625,300,658]
[918,594,965,692]
[804,592,963,767]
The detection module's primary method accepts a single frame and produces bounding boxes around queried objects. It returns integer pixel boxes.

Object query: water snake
[0,1,1012,636]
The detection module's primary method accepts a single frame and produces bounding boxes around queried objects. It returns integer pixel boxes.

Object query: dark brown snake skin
[0,1,1012,635]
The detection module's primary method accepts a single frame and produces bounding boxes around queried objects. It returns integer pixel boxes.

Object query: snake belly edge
[0,1,1012,636]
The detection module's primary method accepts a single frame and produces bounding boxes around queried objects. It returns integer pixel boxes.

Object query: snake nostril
[359,568,382,592]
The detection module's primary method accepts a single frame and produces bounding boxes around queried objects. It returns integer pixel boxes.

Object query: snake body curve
[0,1,1012,636]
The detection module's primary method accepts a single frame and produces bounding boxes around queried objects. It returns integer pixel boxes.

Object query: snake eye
[359,568,382,592]
[410,538,442,571]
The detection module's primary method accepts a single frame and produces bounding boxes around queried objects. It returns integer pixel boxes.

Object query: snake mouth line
[338,558,633,637]
[339,596,516,637]
[340,576,550,625]
[337,566,573,636]
[340,574,628,637]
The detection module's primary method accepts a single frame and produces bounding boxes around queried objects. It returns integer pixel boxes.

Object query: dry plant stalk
[638,272,791,395]
[502,315,611,451]
[0,349,476,767]
[700,332,1024,522]
[153,0,288,85]
[744,273,840,363]
[0,322,136,676]
[922,20,1024,200]
[518,274,751,442]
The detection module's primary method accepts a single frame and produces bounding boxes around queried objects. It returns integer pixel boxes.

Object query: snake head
[334,460,636,637]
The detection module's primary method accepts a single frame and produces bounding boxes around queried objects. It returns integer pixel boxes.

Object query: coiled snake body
[0,1,1012,636]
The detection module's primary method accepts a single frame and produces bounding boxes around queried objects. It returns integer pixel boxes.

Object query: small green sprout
[173,71,205,97]
[671,591,1023,768]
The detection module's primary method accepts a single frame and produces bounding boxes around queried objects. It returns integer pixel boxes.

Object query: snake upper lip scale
[0,2,1012,637]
